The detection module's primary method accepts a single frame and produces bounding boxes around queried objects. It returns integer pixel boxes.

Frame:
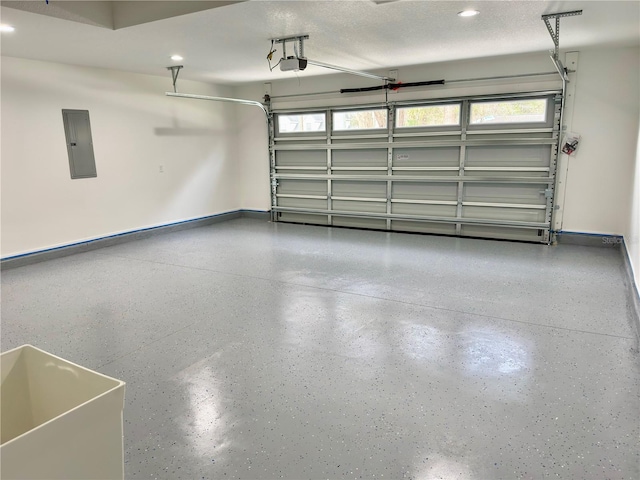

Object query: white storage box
[1,345,125,480]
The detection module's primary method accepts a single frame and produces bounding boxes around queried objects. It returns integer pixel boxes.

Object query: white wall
[4,46,637,280]
[234,47,640,240]
[562,47,640,235]
[1,56,239,257]
[625,123,640,290]
[235,82,270,211]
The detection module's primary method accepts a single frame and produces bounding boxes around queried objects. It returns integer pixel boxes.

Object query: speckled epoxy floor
[2,218,639,479]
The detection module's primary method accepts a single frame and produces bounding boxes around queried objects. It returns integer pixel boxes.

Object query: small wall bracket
[166,65,184,93]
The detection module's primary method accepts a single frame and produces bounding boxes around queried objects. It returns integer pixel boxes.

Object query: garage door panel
[464,170,550,178]
[276,150,326,167]
[461,224,543,242]
[277,197,327,209]
[332,216,387,230]
[276,167,327,176]
[466,145,551,168]
[463,183,547,205]
[394,147,459,167]
[391,203,457,217]
[333,200,387,213]
[462,206,546,223]
[392,170,459,177]
[278,212,328,225]
[332,149,387,167]
[277,180,327,196]
[391,220,457,235]
[332,170,388,176]
[392,182,457,201]
[332,181,386,198]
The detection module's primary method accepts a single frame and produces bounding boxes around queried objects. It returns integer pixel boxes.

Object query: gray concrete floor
[2,218,639,479]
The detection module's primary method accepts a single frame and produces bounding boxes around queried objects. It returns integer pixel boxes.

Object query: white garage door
[270,92,561,243]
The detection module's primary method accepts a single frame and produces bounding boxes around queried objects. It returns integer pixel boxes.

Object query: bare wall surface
[562,47,640,236]
[625,122,640,290]
[235,82,270,212]
[1,56,239,257]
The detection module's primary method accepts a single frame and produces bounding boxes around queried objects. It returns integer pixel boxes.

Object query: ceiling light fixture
[0,25,16,32]
[170,55,183,62]
[458,10,479,17]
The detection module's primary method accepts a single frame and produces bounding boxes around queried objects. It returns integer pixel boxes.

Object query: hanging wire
[269,58,282,72]
[267,39,281,72]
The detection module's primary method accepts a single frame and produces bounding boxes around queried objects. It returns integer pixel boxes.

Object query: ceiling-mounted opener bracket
[270,34,395,82]
[166,65,184,93]
[541,10,582,81]
[273,34,310,54]
[273,34,310,45]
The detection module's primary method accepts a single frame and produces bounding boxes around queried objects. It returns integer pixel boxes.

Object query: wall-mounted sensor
[562,132,581,156]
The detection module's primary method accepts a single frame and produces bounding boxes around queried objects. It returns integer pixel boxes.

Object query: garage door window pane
[396,104,460,128]
[470,99,547,124]
[333,109,387,131]
[278,113,326,133]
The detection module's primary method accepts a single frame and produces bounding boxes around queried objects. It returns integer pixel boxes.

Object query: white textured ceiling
[1,1,245,29]
[1,1,638,85]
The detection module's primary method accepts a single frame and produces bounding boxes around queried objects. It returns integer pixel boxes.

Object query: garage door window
[333,109,387,131]
[469,98,548,125]
[277,113,326,133]
[396,104,461,128]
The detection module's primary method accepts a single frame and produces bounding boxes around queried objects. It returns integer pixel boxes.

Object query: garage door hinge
[544,189,553,198]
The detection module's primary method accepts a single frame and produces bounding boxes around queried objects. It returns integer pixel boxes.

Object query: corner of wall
[623,121,640,295]
[233,83,271,212]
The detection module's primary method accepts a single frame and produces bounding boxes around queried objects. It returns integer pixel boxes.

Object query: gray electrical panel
[62,109,97,179]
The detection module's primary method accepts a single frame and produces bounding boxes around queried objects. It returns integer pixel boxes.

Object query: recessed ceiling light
[170,55,183,62]
[0,25,16,32]
[458,10,479,17]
